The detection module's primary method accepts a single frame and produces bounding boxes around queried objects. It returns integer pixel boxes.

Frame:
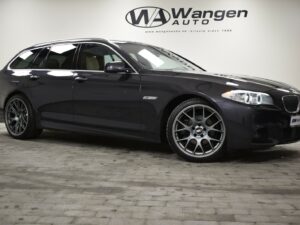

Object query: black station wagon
[0,38,299,162]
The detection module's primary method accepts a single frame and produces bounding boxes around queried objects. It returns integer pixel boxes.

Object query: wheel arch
[3,91,30,109]
[160,93,220,143]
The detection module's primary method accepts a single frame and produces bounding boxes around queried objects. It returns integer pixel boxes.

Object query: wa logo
[126,7,171,28]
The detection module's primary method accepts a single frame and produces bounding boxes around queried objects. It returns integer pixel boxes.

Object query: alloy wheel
[172,104,226,158]
[5,98,29,136]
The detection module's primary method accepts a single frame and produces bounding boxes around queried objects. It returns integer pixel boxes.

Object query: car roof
[26,38,153,50]
[28,38,109,48]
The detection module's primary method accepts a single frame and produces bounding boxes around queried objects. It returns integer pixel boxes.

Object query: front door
[72,43,142,137]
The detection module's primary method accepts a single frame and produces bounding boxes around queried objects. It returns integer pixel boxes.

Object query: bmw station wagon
[0,38,299,162]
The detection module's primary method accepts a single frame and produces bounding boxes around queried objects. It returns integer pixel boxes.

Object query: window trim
[7,42,139,74]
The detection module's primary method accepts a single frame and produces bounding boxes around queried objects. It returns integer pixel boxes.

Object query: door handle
[29,75,39,80]
[75,76,88,82]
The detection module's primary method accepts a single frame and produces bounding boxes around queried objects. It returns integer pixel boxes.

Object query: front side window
[42,43,78,69]
[79,44,123,71]
[10,49,41,69]
[116,42,203,72]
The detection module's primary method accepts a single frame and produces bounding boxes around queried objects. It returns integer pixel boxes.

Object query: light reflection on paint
[47,70,74,77]
[276,88,290,93]
[214,74,247,83]
[226,81,239,87]
[12,70,32,76]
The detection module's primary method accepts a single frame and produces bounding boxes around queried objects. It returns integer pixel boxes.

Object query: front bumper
[219,101,300,150]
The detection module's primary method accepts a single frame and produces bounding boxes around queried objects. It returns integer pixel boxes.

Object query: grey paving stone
[146,219,183,225]
[64,210,96,217]
[108,218,145,225]
[0,123,299,224]
[73,217,110,225]
[183,221,219,225]
[38,216,74,224]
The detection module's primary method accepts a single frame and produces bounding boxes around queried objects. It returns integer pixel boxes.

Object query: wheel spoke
[9,105,18,115]
[19,119,26,130]
[193,143,198,154]
[18,122,22,133]
[175,127,189,132]
[209,120,221,128]
[20,116,27,124]
[177,137,189,142]
[208,127,224,133]
[208,137,221,143]
[206,139,214,150]
[204,112,215,121]
[14,122,19,133]
[192,106,196,119]
[176,119,190,128]
[184,138,192,149]
[12,101,20,112]
[183,112,193,121]
[198,141,205,154]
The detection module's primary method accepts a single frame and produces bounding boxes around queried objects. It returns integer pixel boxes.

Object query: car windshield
[115,42,204,72]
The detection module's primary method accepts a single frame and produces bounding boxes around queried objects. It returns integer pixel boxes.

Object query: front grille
[282,95,299,113]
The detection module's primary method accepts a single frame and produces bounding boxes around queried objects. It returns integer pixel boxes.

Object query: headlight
[222,90,274,105]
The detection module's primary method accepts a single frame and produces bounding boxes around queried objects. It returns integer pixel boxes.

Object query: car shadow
[226,147,300,163]
[2,128,299,163]
[37,129,173,154]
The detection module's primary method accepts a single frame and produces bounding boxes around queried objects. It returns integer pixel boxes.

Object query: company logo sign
[126,6,248,28]
[126,7,171,28]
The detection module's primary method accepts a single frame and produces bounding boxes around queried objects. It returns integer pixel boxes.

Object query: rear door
[72,43,142,137]
[28,43,78,125]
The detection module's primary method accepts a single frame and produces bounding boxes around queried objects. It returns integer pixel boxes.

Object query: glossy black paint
[0,38,299,150]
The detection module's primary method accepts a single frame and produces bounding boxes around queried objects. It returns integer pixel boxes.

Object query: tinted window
[31,48,49,69]
[10,49,41,69]
[42,44,78,69]
[79,44,123,71]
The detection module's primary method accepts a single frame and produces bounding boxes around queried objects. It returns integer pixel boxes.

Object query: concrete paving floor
[0,123,299,225]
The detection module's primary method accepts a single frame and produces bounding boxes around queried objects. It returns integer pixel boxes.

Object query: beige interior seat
[86,56,100,70]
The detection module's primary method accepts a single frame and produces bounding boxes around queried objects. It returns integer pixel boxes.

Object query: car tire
[4,94,43,139]
[166,98,226,162]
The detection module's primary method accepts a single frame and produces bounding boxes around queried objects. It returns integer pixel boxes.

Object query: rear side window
[31,48,49,69]
[10,49,41,69]
[40,44,78,69]
[79,44,123,71]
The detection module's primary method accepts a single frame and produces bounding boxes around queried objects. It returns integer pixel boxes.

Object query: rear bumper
[219,101,300,150]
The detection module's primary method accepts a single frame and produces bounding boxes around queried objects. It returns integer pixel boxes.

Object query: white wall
[0,0,299,87]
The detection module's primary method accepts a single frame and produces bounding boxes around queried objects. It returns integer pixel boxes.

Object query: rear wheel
[166,98,226,162]
[4,95,42,139]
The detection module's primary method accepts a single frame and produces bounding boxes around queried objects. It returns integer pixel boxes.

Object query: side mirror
[104,62,131,73]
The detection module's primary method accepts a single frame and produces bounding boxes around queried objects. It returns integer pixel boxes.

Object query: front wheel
[166,99,226,162]
[4,95,42,139]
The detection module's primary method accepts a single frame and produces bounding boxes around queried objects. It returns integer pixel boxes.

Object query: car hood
[207,72,295,89]
[148,70,299,94]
